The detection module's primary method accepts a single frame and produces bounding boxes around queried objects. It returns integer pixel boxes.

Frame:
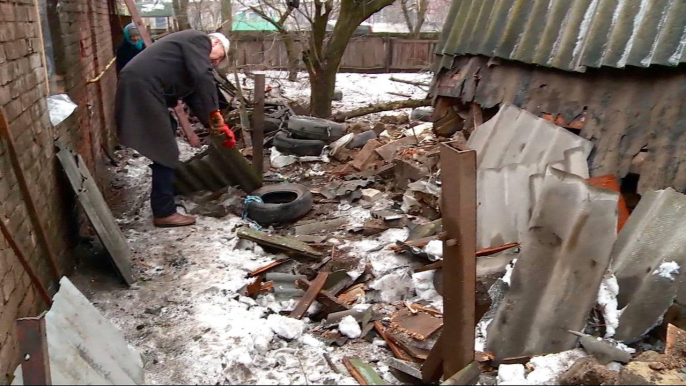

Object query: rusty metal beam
[439,142,477,379]
[252,73,265,175]
[16,312,52,385]
[0,108,61,284]
[120,0,200,148]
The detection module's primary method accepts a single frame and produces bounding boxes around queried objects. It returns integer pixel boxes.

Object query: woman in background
[116,23,145,73]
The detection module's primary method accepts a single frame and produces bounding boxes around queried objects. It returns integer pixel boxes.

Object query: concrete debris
[376,136,418,162]
[351,139,383,170]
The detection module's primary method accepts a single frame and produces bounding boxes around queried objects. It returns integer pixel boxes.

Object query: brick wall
[0,0,117,380]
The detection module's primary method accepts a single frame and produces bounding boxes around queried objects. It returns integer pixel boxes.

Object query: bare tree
[221,0,232,35]
[401,0,428,38]
[172,0,191,30]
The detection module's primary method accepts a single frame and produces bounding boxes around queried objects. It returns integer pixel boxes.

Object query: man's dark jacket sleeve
[182,34,219,128]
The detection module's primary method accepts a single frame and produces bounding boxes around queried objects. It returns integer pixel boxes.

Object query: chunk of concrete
[351,139,382,171]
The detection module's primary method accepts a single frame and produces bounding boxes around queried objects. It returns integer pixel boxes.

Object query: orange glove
[209,111,225,128]
[219,124,236,148]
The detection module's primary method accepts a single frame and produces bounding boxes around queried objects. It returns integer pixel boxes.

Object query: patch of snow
[502,258,517,286]
[339,315,362,339]
[411,270,443,311]
[267,314,305,340]
[653,261,680,281]
[497,364,529,385]
[475,319,492,352]
[597,271,621,338]
[526,349,587,385]
[614,341,636,355]
[424,240,443,261]
[370,269,413,303]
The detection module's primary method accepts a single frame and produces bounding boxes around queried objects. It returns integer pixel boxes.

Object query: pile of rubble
[134,73,686,385]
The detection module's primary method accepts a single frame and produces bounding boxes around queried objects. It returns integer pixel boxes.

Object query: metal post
[252,74,265,175]
[439,142,477,379]
[16,312,52,385]
[121,0,200,148]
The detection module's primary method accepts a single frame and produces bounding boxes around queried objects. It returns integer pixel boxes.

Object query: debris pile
[101,73,686,385]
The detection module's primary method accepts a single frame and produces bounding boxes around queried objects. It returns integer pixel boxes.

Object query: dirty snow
[497,364,528,385]
[597,272,621,338]
[339,315,362,339]
[411,270,443,311]
[502,258,517,286]
[424,239,443,260]
[653,261,680,281]
[267,314,305,340]
[526,349,587,385]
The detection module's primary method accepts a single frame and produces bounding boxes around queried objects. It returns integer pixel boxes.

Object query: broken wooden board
[374,322,417,363]
[344,357,388,385]
[391,308,443,341]
[290,272,329,319]
[388,358,423,380]
[237,227,324,260]
[56,148,134,285]
[295,279,349,314]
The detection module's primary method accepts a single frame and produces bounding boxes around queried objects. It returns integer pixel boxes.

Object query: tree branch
[401,0,415,34]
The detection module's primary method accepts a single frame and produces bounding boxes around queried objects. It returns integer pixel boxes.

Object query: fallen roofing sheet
[12,277,144,385]
[486,168,619,360]
[611,188,686,343]
[476,146,589,249]
[174,136,262,195]
[467,104,593,170]
[437,0,686,72]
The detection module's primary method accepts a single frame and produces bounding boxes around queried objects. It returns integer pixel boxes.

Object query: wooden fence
[233,33,438,73]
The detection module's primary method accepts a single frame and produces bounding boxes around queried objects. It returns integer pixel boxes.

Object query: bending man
[115,30,235,227]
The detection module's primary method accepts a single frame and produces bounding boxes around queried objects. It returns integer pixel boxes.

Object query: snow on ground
[237,70,432,114]
[597,271,621,338]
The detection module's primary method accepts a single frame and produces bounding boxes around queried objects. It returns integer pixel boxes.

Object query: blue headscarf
[123,23,144,50]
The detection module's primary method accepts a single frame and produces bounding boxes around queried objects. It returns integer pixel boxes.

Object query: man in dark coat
[115,30,235,227]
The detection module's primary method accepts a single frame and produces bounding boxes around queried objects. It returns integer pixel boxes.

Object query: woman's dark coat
[114,30,219,168]
[115,41,143,73]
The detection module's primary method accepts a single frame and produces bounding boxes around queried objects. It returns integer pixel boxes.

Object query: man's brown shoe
[153,212,196,228]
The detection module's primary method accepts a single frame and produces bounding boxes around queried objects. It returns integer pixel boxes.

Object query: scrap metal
[486,168,619,360]
[611,188,686,343]
[16,312,51,385]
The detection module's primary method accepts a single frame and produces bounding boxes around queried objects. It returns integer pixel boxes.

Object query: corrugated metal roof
[467,103,593,170]
[12,277,144,385]
[486,168,619,360]
[437,0,686,72]
[610,187,686,343]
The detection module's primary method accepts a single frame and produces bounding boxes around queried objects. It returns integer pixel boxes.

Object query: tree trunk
[173,0,191,30]
[283,34,299,82]
[412,0,429,39]
[221,0,232,35]
[310,64,338,118]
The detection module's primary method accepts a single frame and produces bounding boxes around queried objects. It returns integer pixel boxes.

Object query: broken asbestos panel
[12,278,144,385]
[611,188,686,343]
[476,147,589,249]
[237,227,324,260]
[467,103,593,170]
[486,168,619,360]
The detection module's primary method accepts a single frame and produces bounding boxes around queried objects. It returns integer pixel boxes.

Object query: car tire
[287,116,346,142]
[411,107,434,122]
[274,132,327,156]
[246,183,313,224]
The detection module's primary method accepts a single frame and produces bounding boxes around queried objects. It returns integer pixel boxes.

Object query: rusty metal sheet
[476,146,589,249]
[433,55,686,194]
[437,0,686,72]
[486,167,619,360]
[390,309,443,341]
[12,277,144,385]
[610,188,686,343]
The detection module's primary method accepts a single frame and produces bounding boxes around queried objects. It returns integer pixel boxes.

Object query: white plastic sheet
[47,94,77,126]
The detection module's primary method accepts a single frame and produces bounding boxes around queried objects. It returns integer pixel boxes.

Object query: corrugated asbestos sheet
[437,0,686,72]
[12,278,144,385]
[486,168,619,360]
[469,104,591,249]
[467,103,593,169]
[434,55,686,194]
[610,188,686,343]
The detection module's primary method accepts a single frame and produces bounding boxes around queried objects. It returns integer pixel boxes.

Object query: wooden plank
[16,312,52,385]
[295,279,349,314]
[237,227,323,260]
[421,334,445,383]
[343,357,388,385]
[441,361,480,385]
[56,148,135,285]
[252,74,265,174]
[439,143,477,379]
[374,322,417,363]
[290,272,329,319]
